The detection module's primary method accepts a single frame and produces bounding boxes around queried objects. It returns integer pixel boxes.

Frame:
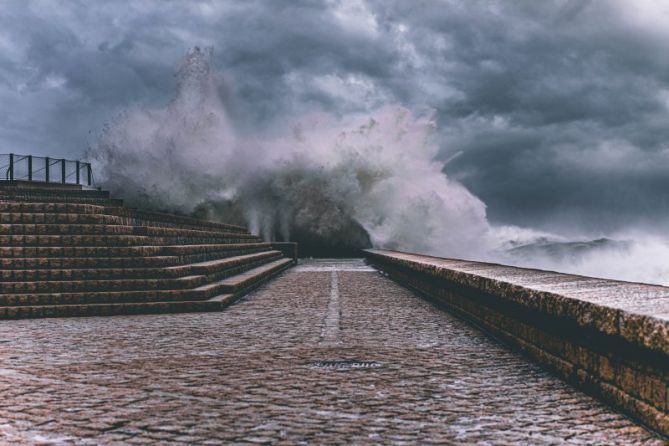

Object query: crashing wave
[89,47,490,257]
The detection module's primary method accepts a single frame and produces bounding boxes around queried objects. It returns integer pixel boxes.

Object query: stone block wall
[364,249,669,437]
[0,181,295,318]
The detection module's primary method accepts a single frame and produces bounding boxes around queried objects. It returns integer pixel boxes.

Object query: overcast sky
[1,0,669,235]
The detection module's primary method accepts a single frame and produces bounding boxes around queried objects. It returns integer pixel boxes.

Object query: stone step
[0,212,248,234]
[0,223,133,235]
[0,202,248,234]
[0,234,261,246]
[0,223,132,235]
[0,224,258,238]
[178,250,282,276]
[193,258,294,296]
[0,212,139,225]
[0,180,88,191]
[0,194,116,206]
[0,242,273,258]
[0,288,199,307]
[0,202,106,213]
[0,298,232,319]
[0,257,290,310]
[103,207,248,234]
[134,226,256,238]
[0,194,122,206]
[0,188,111,198]
[0,259,293,312]
[0,259,292,319]
[0,251,282,281]
[173,246,278,265]
[180,251,284,285]
[0,274,208,294]
[162,243,273,256]
[0,199,248,233]
[0,255,181,269]
[0,246,273,269]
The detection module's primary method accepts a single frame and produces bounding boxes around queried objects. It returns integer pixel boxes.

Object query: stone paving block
[0,261,629,443]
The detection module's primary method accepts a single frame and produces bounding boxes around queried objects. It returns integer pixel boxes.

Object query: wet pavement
[0,259,664,444]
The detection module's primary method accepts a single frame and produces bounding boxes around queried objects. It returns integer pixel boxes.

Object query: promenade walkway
[0,259,663,444]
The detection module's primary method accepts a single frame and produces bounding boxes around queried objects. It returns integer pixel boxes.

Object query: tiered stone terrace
[0,181,294,318]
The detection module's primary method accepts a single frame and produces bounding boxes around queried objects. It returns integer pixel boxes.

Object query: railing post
[45,157,50,182]
[76,160,80,184]
[87,163,92,186]
[28,155,32,181]
[61,158,66,184]
[8,153,13,181]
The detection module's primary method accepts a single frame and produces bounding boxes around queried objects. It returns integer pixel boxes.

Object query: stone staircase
[0,181,295,318]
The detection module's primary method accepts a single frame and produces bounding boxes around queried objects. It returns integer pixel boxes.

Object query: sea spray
[89,47,669,285]
[89,47,491,257]
[498,233,669,286]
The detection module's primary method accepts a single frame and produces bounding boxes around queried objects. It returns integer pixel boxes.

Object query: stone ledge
[364,249,669,354]
[364,248,669,437]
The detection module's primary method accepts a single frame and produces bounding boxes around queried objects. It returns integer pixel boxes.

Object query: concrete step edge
[196,258,294,296]
[0,300,227,319]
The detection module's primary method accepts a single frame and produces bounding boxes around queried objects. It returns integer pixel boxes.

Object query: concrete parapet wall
[364,248,669,437]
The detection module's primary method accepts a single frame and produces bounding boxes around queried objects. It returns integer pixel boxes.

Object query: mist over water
[492,231,669,286]
[89,48,669,285]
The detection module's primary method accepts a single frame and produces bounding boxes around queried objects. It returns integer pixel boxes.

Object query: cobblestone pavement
[0,259,665,445]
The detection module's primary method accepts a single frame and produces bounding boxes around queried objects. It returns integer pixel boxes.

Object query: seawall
[364,248,669,436]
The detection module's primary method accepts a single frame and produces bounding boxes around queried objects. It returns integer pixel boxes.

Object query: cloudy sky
[1,0,669,237]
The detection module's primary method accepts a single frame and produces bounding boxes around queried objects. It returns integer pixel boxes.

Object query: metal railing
[0,153,93,186]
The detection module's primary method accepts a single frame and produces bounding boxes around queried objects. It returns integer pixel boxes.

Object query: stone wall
[364,249,669,437]
[0,181,295,318]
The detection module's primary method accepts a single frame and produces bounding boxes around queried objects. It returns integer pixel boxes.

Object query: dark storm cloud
[1,0,668,234]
